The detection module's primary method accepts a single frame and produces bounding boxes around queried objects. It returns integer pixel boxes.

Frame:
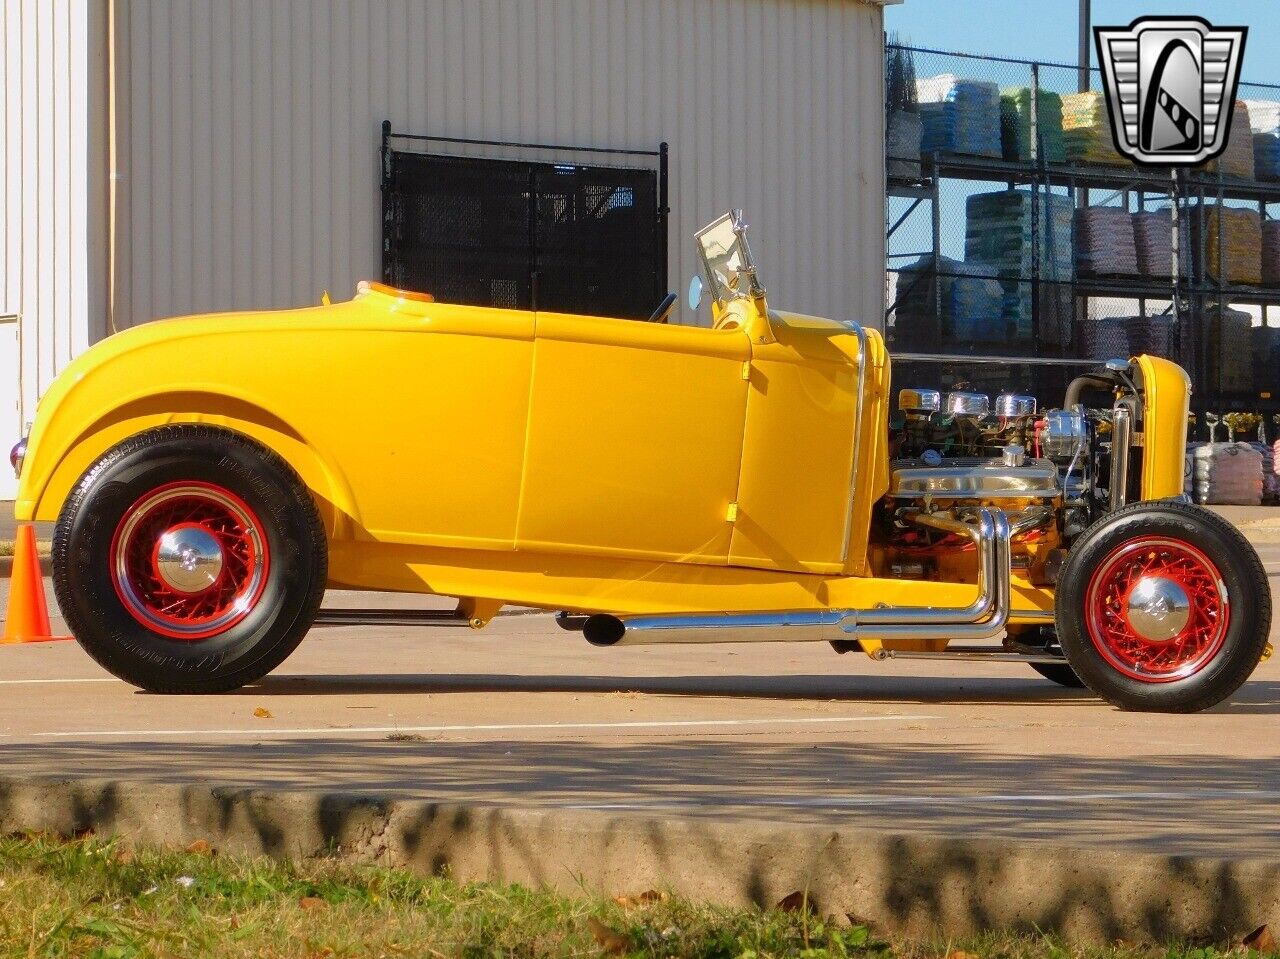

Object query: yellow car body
[16,280,1185,629]
[14,209,1270,712]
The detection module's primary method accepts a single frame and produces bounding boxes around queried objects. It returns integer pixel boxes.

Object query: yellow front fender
[14,318,357,535]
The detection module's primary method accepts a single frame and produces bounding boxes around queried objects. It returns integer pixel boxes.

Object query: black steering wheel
[646,292,678,324]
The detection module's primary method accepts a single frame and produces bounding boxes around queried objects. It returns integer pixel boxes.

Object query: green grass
[0,833,1273,959]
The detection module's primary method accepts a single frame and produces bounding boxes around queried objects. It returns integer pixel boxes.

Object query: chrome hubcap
[154,524,225,594]
[1124,575,1192,642]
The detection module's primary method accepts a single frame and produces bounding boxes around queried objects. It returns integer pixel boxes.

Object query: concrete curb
[0,554,52,578]
[0,775,1276,943]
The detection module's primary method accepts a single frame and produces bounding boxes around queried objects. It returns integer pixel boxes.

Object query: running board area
[313,609,474,628]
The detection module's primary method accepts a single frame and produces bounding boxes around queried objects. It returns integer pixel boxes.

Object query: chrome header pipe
[581,508,1011,647]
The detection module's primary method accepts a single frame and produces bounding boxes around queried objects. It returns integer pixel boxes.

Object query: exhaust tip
[582,614,626,647]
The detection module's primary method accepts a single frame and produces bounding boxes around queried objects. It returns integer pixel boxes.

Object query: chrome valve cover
[898,388,941,415]
[995,393,1037,418]
[945,391,990,417]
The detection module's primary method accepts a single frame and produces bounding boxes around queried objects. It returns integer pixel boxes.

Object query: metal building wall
[113,0,886,331]
[0,0,109,499]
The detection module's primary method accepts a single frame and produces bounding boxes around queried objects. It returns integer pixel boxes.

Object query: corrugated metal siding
[114,0,885,330]
[0,0,108,450]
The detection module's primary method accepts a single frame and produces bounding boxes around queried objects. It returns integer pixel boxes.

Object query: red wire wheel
[109,482,270,640]
[1084,536,1229,683]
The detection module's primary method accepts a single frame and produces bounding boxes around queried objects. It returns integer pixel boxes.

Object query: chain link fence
[886,43,1280,437]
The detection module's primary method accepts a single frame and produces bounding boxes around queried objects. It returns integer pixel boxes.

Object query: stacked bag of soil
[888,112,924,177]
[1132,209,1190,278]
[1246,99,1280,180]
[916,75,1003,158]
[1128,313,1178,360]
[1191,205,1262,286]
[1199,102,1255,179]
[892,256,1005,350]
[1000,87,1066,163]
[1263,220,1280,286]
[1250,442,1280,504]
[1081,316,1131,361]
[1062,92,1127,166]
[964,188,1074,345]
[1253,325,1280,391]
[1075,206,1138,276]
[1190,443,1263,506]
[1204,306,1255,394]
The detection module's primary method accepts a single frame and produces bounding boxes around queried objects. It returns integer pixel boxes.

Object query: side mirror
[687,274,705,312]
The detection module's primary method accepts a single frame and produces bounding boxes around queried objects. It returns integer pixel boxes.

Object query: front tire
[53,425,327,693]
[1056,501,1270,712]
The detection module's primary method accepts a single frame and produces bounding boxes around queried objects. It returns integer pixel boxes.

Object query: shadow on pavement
[227,671,1280,714]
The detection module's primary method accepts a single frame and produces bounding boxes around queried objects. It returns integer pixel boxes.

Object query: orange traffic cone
[2,524,70,643]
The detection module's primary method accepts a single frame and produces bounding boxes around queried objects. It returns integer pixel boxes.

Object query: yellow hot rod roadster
[10,212,1271,711]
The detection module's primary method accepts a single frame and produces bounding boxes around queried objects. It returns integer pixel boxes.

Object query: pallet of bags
[891,256,1005,350]
[965,189,1073,279]
[1263,220,1280,286]
[890,257,945,351]
[1249,442,1280,503]
[1190,205,1262,286]
[1081,315,1131,361]
[1253,325,1280,391]
[1205,306,1255,394]
[1000,87,1066,163]
[1132,208,1191,278]
[916,74,1002,158]
[1199,102,1255,180]
[1191,442,1263,506]
[1246,99,1280,135]
[965,189,1073,346]
[1075,206,1138,277]
[948,261,1007,342]
[1062,91,1128,166]
[1254,133,1280,181]
[1246,99,1280,180]
[1128,313,1177,360]
[887,110,923,177]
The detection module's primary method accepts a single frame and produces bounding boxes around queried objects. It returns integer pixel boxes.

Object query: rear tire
[53,425,327,693]
[1055,501,1269,712]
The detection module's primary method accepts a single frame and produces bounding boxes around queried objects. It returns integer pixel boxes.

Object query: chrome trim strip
[896,352,1105,368]
[840,321,868,565]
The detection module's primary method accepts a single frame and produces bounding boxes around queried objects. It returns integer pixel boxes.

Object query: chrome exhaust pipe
[581,508,1011,647]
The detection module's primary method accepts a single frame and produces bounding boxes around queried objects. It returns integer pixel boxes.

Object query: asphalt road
[2,536,1279,860]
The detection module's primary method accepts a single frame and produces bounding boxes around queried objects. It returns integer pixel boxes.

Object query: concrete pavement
[2,536,1279,860]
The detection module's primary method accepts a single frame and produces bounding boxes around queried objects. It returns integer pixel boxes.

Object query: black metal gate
[381,124,668,320]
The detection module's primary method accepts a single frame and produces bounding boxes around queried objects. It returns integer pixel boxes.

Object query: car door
[516,311,750,564]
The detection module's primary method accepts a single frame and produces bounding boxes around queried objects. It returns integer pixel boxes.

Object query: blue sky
[887,2,1280,87]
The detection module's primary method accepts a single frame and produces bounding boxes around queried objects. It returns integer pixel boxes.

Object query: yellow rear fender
[18,387,355,539]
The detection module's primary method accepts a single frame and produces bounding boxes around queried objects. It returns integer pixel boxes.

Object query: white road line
[17,714,942,740]
[571,788,1280,811]
[0,678,118,686]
